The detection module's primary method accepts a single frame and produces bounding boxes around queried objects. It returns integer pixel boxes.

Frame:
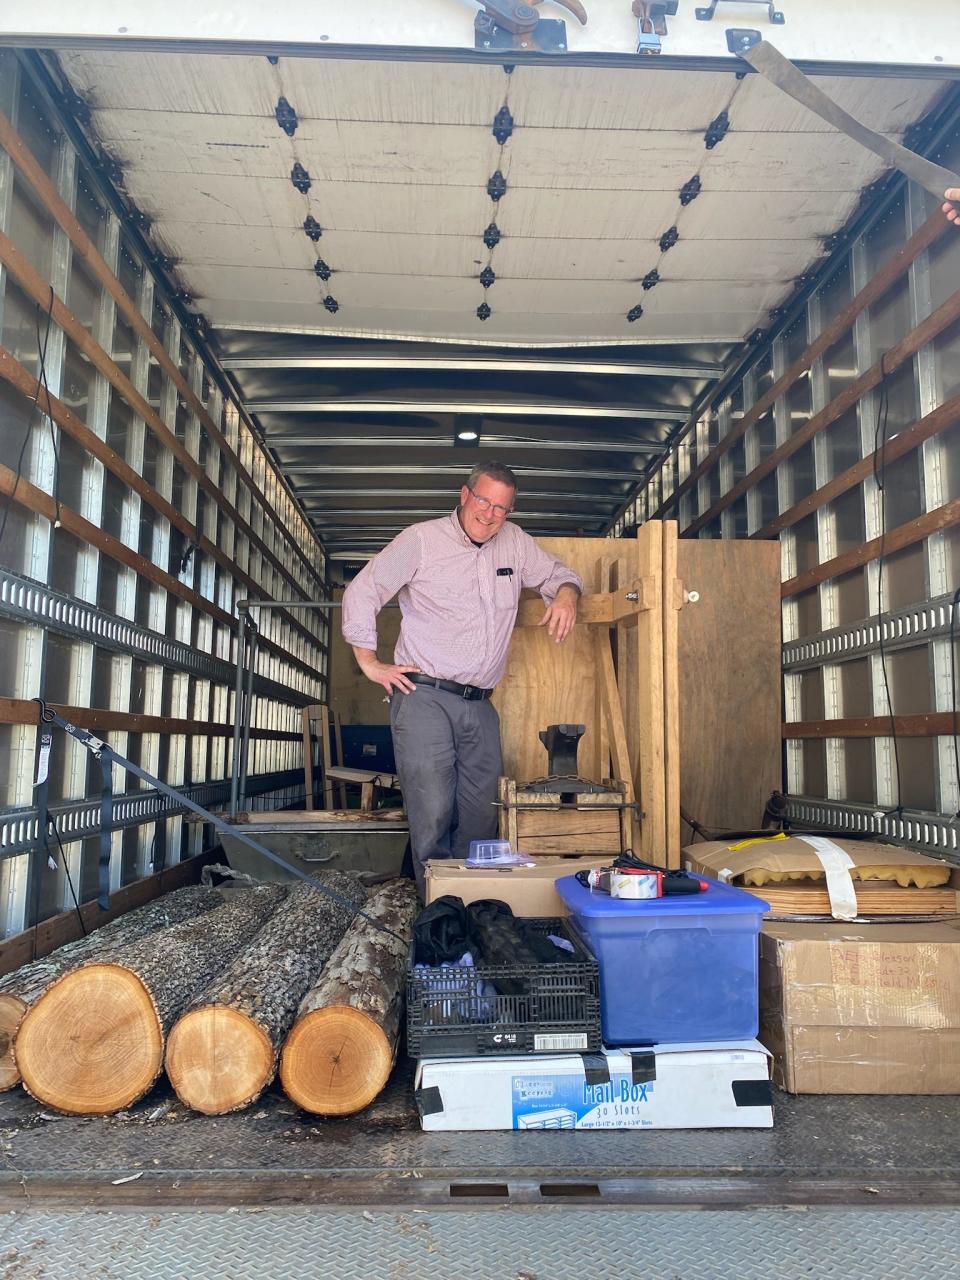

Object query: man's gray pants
[390,685,502,896]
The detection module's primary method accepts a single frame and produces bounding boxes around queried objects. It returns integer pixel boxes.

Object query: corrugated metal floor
[0,1060,957,1209]
[0,1205,958,1280]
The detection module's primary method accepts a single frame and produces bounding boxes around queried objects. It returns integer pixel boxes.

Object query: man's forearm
[351,645,379,674]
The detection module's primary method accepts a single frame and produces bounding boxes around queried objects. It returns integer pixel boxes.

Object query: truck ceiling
[2,5,959,556]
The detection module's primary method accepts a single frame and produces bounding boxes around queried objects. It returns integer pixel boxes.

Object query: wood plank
[517,831,624,855]
[515,587,649,628]
[662,521,682,869]
[302,705,317,812]
[230,809,407,825]
[0,342,322,663]
[493,537,640,786]
[0,852,214,977]
[676,539,781,835]
[783,712,957,738]
[320,706,334,811]
[654,208,950,517]
[0,698,296,739]
[593,559,612,785]
[688,286,960,536]
[517,809,623,837]
[333,712,348,809]
[629,523,665,860]
[755,388,960,538]
[0,110,323,593]
[594,628,633,792]
[782,498,960,597]
[326,767,400,786]
[742,881,959,916]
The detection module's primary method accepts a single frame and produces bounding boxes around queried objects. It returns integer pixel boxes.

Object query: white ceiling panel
[202,297,753,345]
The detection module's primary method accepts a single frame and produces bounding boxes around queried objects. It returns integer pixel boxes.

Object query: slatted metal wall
[612,144,960,860]
[0,55,328,936]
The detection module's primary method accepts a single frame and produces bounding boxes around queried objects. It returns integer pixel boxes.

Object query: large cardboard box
[760,920,960,1094]
[416,1041,773,1131]
[424,856,609,917]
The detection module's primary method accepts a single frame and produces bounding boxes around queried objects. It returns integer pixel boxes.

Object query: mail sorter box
[415,1041,773,1131]
[760,920,960,1094]
[425,856,610,917]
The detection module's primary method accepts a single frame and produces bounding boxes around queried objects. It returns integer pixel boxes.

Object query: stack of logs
[3,874,418,1118]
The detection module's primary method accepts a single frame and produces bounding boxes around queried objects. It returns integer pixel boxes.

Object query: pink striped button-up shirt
[341,510,583,689]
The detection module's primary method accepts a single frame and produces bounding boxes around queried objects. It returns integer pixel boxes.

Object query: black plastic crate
[406,917,601,1058]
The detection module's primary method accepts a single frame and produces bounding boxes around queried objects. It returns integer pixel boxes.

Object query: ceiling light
[456,428,479,442]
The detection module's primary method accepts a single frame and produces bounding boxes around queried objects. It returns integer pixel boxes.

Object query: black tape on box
[629,1050,657,1085]
[416,1085,444,1118]
[732,1078,773,1108]
[580,1053,610,1086]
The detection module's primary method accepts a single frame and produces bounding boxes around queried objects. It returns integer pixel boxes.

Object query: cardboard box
[760,920,960,1094]
[424,856,609,917]
[684,836,958,918]
[415,1041,773,1131]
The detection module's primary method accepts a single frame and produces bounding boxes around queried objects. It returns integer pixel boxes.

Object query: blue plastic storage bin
[555,874,769,1046]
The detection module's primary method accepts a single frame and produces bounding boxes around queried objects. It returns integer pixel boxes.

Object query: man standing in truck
[342,461,582,895]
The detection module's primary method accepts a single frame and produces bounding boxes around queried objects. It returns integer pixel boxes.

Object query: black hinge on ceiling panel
[679,175,702,205]
[487,170,508,201]
[322,295,339,314]
[726,28,762,55]
[484,223,502,249]
[314,259,332,281]
[303,215,323,241]
[492,105,514,145]
[291,163,312,194]
[480,266,496,288]
[275,97,299,137]
[641,269,660,290]
[658,226,679,252]
[477,301,492,321]
[704,110,730,150]
[627,303,644,322]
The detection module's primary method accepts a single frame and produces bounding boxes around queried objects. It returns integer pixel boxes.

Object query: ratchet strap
[33,700,404,940]
[737,40,960,200]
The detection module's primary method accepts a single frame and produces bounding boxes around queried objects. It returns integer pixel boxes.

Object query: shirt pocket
[493,569,520,611]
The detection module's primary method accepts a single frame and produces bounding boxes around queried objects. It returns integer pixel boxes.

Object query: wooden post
[302,705,318,812]
[623,523,666,862]
[593,558,612,784]
[319,705,334,811]
[333,711,348,808]
[662,521,681,869]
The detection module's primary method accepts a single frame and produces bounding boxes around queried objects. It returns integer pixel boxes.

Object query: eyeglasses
[467,487,513,518]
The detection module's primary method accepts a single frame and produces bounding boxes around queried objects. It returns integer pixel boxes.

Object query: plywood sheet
[493,536,638,788]
[676,538,782,836]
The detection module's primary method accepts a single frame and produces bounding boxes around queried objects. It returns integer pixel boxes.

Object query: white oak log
[0,885,222,1092]
[280,878,418,1116]
[165,873,366,1115]
[15,885,287,1115]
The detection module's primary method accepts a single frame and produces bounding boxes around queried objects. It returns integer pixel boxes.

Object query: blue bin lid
[555,873,769,916]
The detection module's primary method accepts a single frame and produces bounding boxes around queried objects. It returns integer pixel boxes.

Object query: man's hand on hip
[539,584,579,644]
[352,647,420,694]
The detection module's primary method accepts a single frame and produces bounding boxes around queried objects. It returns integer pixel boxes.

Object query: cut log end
[16,966,162,1115]
[165,1006,274,1116]
[280,1006,393,1116]
[0,993,27,1092]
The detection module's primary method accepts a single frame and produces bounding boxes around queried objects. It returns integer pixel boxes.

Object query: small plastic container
[555,874,769,1046]
[466,839,523,867]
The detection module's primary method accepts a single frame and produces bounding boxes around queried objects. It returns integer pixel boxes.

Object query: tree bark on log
[0,885,222,1092]
[15,884,287,1115]
[165,873,367,1115]
[280,878,417,1116]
